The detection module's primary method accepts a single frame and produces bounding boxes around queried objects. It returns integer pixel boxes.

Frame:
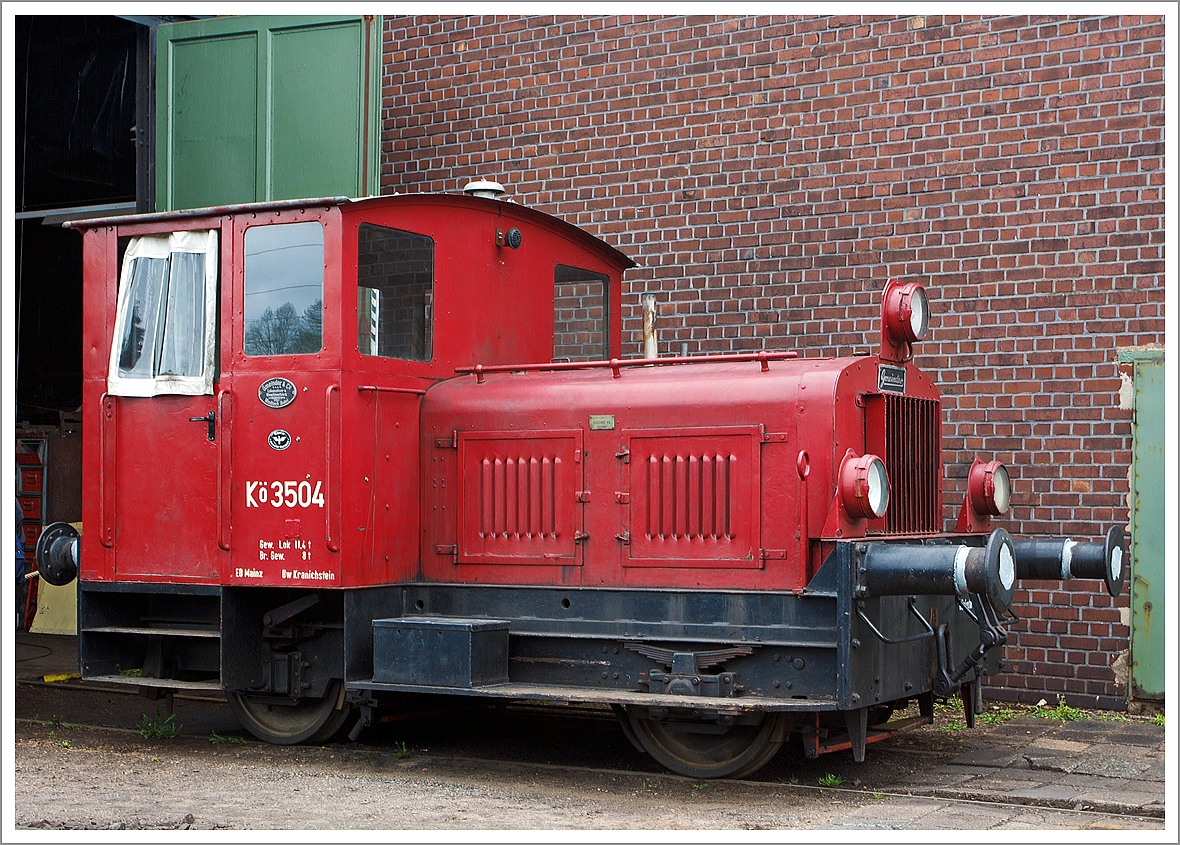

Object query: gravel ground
[13,720,861,830]
[10,681,1165,832]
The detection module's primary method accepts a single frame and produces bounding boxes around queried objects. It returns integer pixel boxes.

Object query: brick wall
[379,14,1165,709]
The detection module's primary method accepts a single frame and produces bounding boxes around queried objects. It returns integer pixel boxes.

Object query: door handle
[189,411,216,441]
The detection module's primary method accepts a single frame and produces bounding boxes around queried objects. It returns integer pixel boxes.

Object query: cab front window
[107,229,218,396]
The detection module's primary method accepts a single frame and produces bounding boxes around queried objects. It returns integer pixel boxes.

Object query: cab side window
[554,265,609,362]
[243,222,324,356]
[357,224,433,361]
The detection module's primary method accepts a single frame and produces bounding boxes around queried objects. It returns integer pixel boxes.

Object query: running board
[349,678,838,712]
[85,674,222,692]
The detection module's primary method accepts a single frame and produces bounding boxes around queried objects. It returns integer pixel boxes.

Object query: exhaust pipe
[860,528,1016,611]
[1012,526,1125,597]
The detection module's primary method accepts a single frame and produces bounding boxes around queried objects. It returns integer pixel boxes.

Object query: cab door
[106,228,224,580]
[226,210,342,587]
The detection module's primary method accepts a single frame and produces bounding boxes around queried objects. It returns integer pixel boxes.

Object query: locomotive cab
[66,193,631,726]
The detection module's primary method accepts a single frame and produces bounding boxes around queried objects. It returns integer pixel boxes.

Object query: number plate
[245,480,325,509]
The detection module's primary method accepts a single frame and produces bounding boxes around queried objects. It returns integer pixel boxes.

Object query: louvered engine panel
[624,426,762,568]
[865,394,942,535]
[457,430,582,565]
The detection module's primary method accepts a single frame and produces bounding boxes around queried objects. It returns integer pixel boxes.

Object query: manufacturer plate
[878,364,907,394]
[589,414,616,431]
[259,377,297,409]
[268,430,292,451]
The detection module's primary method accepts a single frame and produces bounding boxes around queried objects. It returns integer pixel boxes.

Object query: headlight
[884,281,930,345]
[841,453,890,520]
[907,286,929,341]
[969,460,1010,516]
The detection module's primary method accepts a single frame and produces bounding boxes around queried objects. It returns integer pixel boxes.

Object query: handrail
[99,393,115,549]
[217,390,232,551]
[325,385,341,553]
[456,351,798,382]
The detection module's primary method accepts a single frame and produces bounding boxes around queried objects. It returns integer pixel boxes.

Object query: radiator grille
[871,394,942,535]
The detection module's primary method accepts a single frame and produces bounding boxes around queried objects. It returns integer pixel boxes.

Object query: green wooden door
[1120,349,1165,701]
[157,15,380,210]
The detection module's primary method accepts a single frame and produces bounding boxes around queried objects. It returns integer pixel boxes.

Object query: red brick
[380,14,1159,707]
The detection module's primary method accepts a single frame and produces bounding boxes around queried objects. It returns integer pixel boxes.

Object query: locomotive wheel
[227,680,354,745]
[623,707,787,779]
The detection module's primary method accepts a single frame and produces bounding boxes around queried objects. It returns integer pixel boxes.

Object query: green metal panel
[157,16,380,210]
[165,34,259,209]
[1121,349,1165,700]
[269,22,363,201]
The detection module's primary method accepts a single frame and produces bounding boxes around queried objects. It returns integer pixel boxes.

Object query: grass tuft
[817,773,845,787]
[138,711,181,740]
[1029,697,1085,722]
[209,731,246,745]
[979,706,1017,725]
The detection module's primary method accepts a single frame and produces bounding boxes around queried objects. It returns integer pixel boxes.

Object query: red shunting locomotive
[40,185,1124,779]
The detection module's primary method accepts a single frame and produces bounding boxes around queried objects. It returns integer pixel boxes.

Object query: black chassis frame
[342,538,999,719]
[77,538,1000,726]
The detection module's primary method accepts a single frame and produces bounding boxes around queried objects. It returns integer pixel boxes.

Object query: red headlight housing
[969,460,1011,516]
[840,453,890,520]
[880,279,929,361]
[956,457,1011,532]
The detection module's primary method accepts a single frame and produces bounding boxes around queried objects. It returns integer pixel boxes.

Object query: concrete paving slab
[1024,738,1090,753]
[1067,756,1151,779]
[1054,772,1133,792]
[916,803,1026,829]
[1083,740,1158,759]
[958,770,1064,791]
[1056,721,1130,742]
[1002,785,1087,803]
[1071,790,1166,812]
[949,748,1020,768]
[1138,763,1166,783]
[1103,724,1165,746]
[1022,753,1080,773]
[982,720,1058,743]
